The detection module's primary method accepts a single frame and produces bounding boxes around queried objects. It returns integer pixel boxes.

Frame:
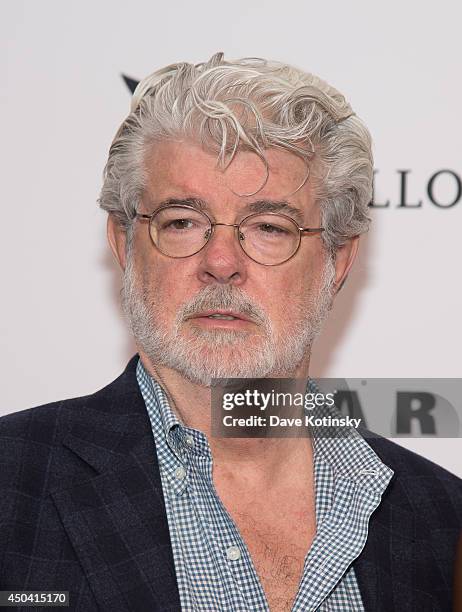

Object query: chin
[142,333,268,385]
[169,335,296,386]
[186,326,256,345]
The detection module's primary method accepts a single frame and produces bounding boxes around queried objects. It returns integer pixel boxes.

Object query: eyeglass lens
[150,206,301,265]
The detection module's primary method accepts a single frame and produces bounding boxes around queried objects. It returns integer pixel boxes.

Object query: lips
[187,310,252,322]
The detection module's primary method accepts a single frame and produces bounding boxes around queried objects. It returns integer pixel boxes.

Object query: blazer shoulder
[364,431,462,498]
[0,356,142,500]
[0,395,89,439]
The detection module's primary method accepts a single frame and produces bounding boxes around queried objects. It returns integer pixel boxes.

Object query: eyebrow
[149,197,306,226]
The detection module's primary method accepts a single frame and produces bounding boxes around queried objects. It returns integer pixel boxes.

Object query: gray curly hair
[99,52,373,254]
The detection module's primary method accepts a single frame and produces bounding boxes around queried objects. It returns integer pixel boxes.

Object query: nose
[196,223,248,285]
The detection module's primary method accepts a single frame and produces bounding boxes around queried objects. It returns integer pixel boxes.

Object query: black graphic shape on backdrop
[122,75,139,94]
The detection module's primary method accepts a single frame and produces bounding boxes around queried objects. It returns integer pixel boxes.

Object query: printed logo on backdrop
[327,379,461,437]
[122,75,461,209]
[373,170,461,208]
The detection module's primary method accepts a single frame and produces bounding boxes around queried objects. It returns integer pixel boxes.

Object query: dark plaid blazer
[1,355,461,611]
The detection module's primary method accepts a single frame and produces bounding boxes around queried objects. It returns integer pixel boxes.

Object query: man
[1,53,461,611]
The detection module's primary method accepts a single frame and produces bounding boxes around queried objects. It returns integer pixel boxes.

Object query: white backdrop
[2,0,461,475]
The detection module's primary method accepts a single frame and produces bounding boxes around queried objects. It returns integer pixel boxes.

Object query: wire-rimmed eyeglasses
[135,204,324,266]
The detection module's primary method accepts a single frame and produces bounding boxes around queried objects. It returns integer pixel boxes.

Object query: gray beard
[122,251,336,387]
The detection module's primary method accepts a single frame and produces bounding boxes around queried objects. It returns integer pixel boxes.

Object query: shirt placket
[190,450,269,611]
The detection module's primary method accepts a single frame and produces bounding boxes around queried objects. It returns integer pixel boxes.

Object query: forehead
[143,140,317,217]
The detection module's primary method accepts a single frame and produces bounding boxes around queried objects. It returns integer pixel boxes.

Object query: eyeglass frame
[135,204,325,266]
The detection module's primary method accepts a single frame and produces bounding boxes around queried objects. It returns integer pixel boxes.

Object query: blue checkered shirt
[136,359,393,611]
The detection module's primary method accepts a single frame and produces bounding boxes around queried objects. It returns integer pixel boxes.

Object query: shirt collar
[136,358,210,461]
[308,379,394,495]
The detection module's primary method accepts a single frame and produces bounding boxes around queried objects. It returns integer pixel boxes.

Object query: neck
[138,348,314,486]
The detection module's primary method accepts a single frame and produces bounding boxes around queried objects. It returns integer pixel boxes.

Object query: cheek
[272,260,320,303]
[140,257,199,309]
[291,248,326,292]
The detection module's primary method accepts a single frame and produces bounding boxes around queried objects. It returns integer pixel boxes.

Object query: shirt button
[226,546,241,561]
[174,466,186,480]
[185,435,194,447]
[358,468,378,476]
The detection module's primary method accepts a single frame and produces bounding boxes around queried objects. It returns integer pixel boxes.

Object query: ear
[107,214,128,271]
[333,235,359,293]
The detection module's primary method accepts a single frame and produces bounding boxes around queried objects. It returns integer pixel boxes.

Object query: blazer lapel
[353,480,417,611]
[50,357,181,612]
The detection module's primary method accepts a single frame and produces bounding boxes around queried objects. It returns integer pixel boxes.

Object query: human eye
[163,217,195,231]
[242,214,297,243]
[257,222,288,235]
[247,221,292,241]
[156,206,208,234]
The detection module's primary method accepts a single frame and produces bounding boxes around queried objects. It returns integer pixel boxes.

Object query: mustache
[178,285,267,325]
